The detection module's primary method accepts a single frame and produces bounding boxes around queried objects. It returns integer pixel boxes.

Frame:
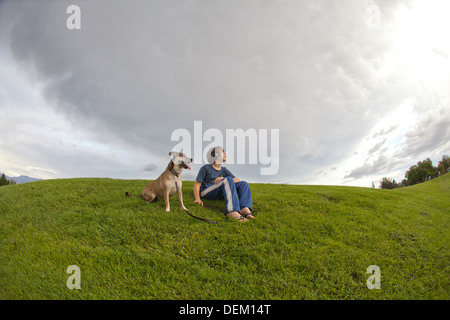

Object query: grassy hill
[0,174,448,299]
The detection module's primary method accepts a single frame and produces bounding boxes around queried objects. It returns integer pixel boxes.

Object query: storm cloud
[1,0,449,186]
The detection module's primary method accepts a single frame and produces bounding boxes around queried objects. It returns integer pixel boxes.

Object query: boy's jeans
[200,176,253,214]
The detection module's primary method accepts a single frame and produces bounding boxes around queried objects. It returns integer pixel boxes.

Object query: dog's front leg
[177,186,188,211]
[164,189,170,212]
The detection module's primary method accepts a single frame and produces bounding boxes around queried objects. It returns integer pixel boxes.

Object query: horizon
[4,163,448,189]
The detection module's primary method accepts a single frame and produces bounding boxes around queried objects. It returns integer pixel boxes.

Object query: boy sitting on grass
[193,146,255,222]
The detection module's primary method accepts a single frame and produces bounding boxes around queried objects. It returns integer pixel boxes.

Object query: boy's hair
[207,146,224,164]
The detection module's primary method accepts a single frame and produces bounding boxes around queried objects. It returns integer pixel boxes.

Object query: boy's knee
[237,180,249,187]
[225,176,235,183]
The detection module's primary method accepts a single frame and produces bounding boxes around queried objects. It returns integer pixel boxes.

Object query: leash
[175,181,222,224]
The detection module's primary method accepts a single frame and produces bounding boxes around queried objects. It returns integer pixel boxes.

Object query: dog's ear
[169,151,180,157]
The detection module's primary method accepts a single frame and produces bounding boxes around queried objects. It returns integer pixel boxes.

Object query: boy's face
[214,149,226,164]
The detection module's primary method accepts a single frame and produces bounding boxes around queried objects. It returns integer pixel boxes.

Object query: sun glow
[394,0,450,84]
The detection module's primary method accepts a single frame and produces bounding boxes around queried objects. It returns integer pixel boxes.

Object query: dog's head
[169,152,192,171]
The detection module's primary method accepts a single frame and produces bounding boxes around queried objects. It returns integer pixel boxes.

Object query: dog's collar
[170,167,179,177]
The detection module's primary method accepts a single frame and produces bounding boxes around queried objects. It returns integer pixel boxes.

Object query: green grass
[0,174,449,299]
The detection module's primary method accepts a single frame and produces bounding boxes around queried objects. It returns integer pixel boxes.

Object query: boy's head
[208,146,226,164]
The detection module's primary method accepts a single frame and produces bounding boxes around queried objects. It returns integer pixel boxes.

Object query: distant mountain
[6,175,42,184]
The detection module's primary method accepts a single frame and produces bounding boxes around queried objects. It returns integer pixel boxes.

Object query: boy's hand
[194,199,204,206]
[214,177,224,184]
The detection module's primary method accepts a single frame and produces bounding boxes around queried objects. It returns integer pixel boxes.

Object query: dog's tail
[125,192,143,199]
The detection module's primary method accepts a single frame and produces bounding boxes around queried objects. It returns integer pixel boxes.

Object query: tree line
[0,173,17,187]
[379,155,450,189]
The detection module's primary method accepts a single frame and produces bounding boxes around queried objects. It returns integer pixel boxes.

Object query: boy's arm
[193,181,203,206]
[217,177,239,183]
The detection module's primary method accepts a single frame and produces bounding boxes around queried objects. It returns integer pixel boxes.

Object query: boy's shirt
[196,164,235,187]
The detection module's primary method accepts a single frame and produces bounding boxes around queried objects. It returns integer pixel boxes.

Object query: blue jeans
[200,176,253,214]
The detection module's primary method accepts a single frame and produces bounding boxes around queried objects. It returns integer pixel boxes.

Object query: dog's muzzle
[181,161,191,170]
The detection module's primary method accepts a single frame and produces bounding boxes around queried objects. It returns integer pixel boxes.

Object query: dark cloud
[372,125,397,139]
[345,154,403,180]
[399,109,450,159]
[143,164,157,172]
[368,138,387,154]
[346,98,450,182]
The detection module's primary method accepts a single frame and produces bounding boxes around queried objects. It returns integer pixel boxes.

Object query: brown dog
[126,152,192,212]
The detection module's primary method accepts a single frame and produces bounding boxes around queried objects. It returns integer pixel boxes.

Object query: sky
[0,0,449,187]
